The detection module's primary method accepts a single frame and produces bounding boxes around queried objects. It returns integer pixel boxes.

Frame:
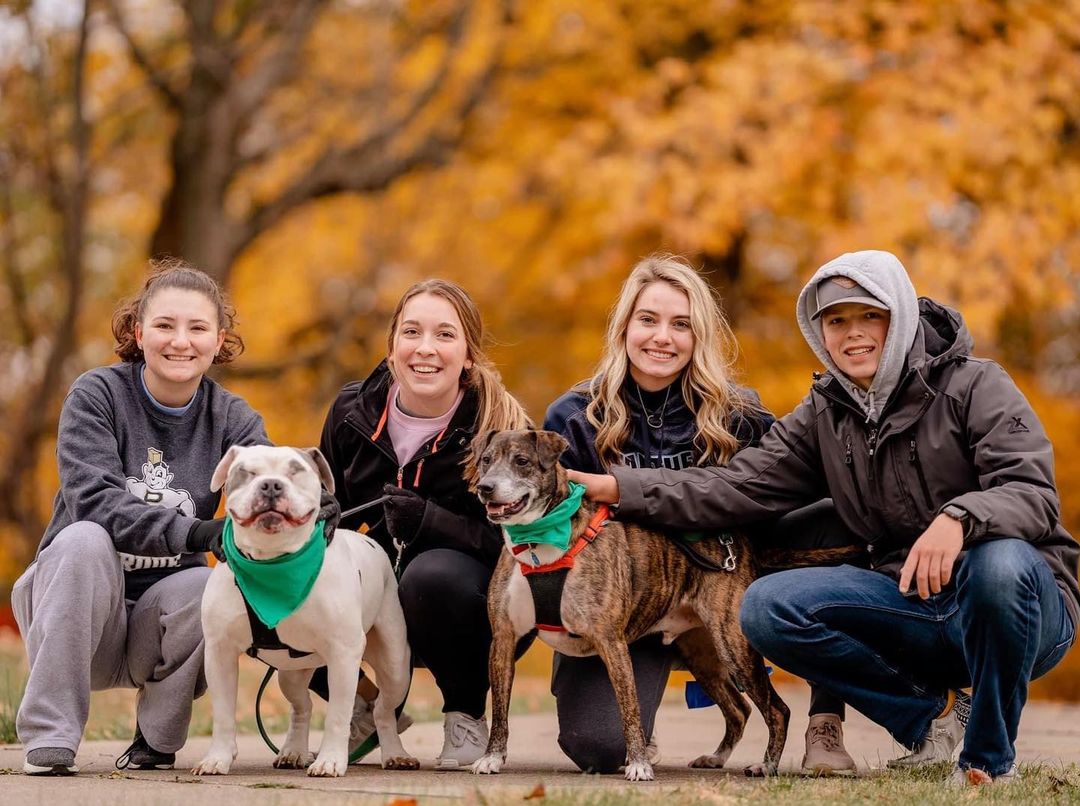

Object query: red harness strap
[513,504,610,576]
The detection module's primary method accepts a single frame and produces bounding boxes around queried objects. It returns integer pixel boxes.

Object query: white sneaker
[887,692,968,769]
[946,762,1018,787]
[435,711,488,770]
[348,694,414,762]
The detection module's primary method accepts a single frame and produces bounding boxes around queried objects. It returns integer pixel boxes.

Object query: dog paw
[273,749,314,769]
[383,755,420,771]
[744,760,779,777]
[307,754,348,777]
[192,755,232,776]
[624,760,655,781]
[689,752,731,769]
[471,754,504,775]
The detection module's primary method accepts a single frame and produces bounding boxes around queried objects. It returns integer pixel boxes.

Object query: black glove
[319,488,341,542]
[186,517,226,562]
[382,484,427,547]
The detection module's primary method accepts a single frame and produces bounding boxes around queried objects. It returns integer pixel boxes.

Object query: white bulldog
[192,445,416,777]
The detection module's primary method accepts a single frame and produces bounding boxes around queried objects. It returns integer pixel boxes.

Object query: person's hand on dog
[187,517,227,562]
[566,469,620,504]
[319,488,341,541]
[899,514,964,600]
[382,484,428,546]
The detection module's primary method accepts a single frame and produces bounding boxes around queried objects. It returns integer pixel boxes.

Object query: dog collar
[222,517,326,629]
[503,482,587,553]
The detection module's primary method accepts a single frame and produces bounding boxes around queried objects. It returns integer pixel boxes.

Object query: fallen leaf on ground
[524,783,546,799]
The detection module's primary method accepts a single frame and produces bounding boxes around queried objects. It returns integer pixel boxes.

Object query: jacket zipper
[908,437,935,511]
[845,435,870,516]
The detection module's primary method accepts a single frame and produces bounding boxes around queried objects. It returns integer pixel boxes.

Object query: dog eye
[480,455,491,466]
[514,455,531,467]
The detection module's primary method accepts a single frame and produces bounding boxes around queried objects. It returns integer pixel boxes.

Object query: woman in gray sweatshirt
[11,259,269,775]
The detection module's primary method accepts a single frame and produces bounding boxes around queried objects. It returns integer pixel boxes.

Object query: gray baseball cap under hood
[796,250,920,423]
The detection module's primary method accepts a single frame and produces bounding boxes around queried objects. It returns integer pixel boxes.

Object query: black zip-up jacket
[319,361,501,572]
[613,300,1080,629]
[545,377,775,474]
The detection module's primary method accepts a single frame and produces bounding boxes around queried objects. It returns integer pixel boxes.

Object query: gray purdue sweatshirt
[37,362,268,596]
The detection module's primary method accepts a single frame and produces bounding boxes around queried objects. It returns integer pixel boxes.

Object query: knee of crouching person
[956,538,1042,610]
[558,728,626,774]
[739,577,783,653]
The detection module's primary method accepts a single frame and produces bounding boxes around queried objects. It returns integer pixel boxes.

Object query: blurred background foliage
[0,0,1078,694]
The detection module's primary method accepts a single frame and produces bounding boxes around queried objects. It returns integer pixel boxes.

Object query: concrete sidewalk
[3,682,1079,804]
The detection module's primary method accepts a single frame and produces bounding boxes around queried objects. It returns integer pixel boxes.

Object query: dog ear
[470,430,496,463]
[210,445,242,493]
[295,447,335,494]
[533,430,569,471]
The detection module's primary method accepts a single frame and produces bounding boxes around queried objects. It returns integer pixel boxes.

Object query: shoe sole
[24,761,79,775]
[800,765,857,777]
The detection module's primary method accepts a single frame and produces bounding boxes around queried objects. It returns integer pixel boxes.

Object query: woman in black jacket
[319,279,530,769]
[545,254,860,775]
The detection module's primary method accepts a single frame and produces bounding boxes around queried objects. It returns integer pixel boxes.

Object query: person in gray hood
[568,250,1078,786]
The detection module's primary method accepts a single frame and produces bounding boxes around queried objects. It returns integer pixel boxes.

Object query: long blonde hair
[586,254,750,469]
[386,279,531,469]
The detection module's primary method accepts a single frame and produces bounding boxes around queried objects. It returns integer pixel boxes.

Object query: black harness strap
[524,567,580,635]
[238,583,313,660]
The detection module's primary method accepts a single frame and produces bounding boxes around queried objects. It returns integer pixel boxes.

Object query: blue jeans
[740,539,1075,776]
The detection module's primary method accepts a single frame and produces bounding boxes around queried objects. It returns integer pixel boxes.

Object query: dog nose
[476,481,495,496]
[259,478,284,498]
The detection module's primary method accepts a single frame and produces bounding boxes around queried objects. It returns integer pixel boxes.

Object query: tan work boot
[801,713,857,776]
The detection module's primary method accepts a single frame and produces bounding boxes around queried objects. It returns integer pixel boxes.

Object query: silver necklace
[636,383,673,430]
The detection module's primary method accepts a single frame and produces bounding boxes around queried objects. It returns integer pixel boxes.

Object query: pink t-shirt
[386,381,464,467]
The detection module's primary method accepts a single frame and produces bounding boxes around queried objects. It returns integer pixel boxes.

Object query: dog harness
[511,504,611,634]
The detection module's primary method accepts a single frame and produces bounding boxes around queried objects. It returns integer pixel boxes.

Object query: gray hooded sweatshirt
[796,250,919,424]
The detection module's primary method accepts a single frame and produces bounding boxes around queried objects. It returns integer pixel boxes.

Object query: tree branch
[104,0,183,110]
[230,0,509,261]
[228,0,327,126]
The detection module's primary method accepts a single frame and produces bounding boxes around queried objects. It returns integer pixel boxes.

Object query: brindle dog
[469,429,789,782]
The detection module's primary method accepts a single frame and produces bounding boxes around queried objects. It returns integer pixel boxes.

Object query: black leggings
[311,547,517,719]
[552,499,865,773]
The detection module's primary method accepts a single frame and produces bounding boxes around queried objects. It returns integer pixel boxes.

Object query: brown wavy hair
[386,279,531,482]
[112,257,243,364]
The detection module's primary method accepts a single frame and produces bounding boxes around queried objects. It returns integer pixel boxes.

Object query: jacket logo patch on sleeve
[1007,416,1029,434]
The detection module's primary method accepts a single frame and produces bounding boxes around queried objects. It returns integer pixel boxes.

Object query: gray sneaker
[24,747,79,776]
[348,695,414,763]
[887,692,969,769]
[435,711,488,770]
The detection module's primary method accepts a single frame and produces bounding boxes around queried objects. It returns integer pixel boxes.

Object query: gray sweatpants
[11,521,210,754]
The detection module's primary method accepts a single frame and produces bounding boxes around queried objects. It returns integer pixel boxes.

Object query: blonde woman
[545,255,860,775]
[318,279,531,769]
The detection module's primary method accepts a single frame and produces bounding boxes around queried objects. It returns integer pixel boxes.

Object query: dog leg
[307,650,361,777]
[593,636,653,781]
[675,628,751,769]
[274,668,317,769]
[363,612,419,770]
[192,640,240,775]
[470,619,517,774]
[698,606,789,776]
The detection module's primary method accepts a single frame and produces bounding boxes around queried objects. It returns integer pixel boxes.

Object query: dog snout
[476,479,495,498]
[258,477,285,499]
